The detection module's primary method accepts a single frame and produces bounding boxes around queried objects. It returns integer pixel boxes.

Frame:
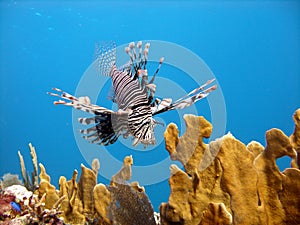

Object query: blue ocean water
[0,0,299,210]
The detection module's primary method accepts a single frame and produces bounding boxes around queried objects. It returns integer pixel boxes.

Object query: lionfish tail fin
[94,41,116,77]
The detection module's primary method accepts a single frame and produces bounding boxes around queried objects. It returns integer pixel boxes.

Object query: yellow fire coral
[161,110,300,225]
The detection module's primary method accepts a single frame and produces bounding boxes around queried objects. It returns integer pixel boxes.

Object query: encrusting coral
[161,109,300,225]
[1,109,299,225]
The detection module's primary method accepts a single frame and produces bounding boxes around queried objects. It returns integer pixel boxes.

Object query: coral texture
[58,169,85,224]
[161,111,300,225]
[37,163,60,209]
[93,183,111,224]
[78,163,97,218]
[108,183,156,225]
[290,108,300,168]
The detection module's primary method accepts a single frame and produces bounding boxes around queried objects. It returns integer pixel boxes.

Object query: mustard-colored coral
[93,184,111,224]
[78,163,97,218]
[161,110,300,225]
[290,108,300,168]
[164,114,212,175]
[37,163,59,209]
[200,203,232,225]
[58,170,85,225]
[254,128,298,224]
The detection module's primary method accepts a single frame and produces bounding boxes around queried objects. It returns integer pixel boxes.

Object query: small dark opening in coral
[257,190,261,206]
[276,156,292,172]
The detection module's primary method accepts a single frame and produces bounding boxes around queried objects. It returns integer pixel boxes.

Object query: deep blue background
[0,1,299,210]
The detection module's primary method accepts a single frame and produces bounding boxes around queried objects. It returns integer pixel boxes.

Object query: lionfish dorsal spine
[94,41,116,77]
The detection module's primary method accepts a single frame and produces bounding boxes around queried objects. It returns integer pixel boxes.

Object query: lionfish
[48,41,217,147]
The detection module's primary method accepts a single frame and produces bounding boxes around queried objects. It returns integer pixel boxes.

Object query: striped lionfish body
[48,41,217,147]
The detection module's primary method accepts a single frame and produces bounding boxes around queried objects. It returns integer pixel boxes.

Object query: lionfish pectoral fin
[48,87,114,115]
[132,137,140,146]
[48,87,122,146]
[154,119,164,127]
[79,112,129,146]
[79,115,119,146]
[151,98,172,114]
[153,80,217,115]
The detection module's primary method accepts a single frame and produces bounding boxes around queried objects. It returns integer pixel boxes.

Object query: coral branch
[18,151,29,189]
[111,155,133,185]
[29,143,38,188]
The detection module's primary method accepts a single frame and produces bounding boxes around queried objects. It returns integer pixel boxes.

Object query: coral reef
[0,184,64,224]
[1,153,156,225]
[161,110,300,225]
[1,109,299,225]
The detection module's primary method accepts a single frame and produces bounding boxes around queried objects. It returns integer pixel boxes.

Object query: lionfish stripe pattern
[48,41,217,147]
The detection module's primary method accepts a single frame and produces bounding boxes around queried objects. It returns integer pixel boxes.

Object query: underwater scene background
[0,0,299,211]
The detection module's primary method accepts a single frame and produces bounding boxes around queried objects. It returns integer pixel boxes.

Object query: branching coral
[110,155,133,185]
[17,143,38,191]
